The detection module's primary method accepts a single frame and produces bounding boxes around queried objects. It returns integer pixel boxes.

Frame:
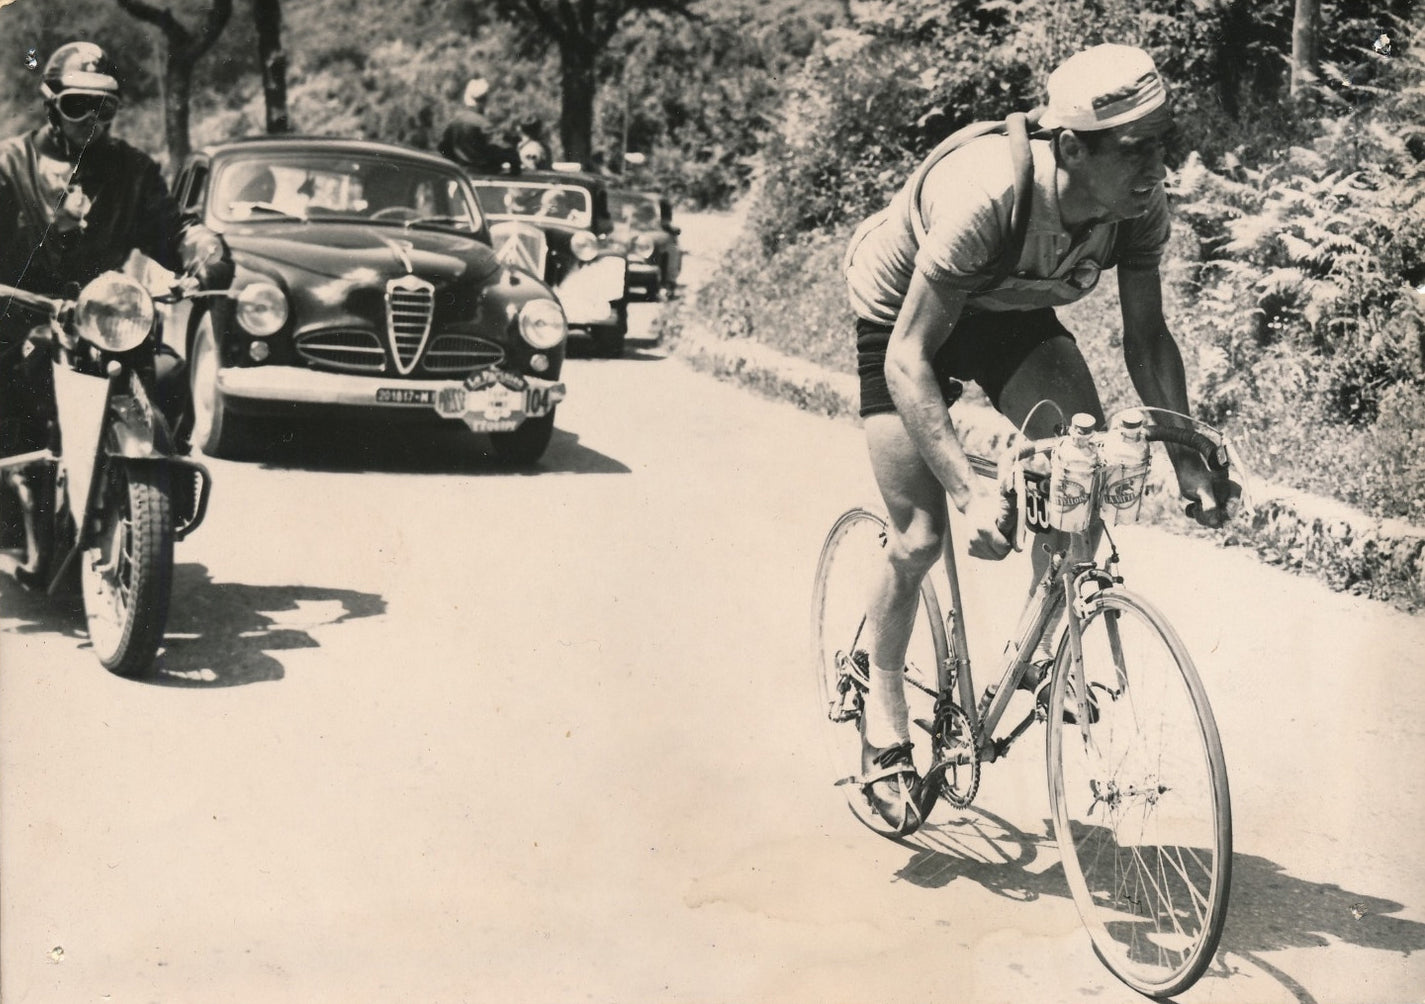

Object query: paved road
[4,281,1425,1003]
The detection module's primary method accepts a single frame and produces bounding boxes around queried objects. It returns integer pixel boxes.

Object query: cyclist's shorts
[856,307,1077,418]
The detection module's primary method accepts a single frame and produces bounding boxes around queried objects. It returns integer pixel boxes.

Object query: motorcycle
[0,270,212,677]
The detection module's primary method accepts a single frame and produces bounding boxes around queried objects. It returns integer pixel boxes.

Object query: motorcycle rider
[0,41,231,468]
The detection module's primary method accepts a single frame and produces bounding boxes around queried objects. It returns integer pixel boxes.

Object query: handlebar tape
[1143,425,1229,472]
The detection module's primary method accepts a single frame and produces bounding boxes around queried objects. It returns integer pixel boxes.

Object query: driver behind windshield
[0,41,232,457]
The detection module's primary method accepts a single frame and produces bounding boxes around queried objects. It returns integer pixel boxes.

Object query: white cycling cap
[463,77,490,106]
[1039,44,1168,131]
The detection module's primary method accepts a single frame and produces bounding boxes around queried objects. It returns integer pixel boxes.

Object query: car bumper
[626,261,660,299]
[218,366,565,433]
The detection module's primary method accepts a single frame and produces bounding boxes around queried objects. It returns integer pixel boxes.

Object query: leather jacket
[0,126,230,298]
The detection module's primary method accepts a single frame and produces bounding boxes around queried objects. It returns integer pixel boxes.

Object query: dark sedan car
[609,189,681,302]
[469,170,632,357]
[167,137,569,464]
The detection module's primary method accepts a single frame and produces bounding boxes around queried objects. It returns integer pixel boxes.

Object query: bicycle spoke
[1048,589,1231,998]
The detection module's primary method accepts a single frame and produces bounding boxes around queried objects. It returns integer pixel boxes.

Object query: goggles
[54,91,120,123]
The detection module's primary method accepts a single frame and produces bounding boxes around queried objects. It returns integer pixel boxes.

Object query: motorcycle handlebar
[0,283,65,317]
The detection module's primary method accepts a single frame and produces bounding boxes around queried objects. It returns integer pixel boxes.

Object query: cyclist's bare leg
[996,335,1104,661]
[861,411,950,748]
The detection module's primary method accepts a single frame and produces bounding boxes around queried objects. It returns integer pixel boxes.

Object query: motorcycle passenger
[0,41,231,462]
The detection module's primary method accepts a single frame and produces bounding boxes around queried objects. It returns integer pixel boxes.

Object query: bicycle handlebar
[972,411,1242,533]
[1142,425,1229,472]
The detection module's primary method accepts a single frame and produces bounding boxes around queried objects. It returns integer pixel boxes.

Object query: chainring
[931,700,981,808]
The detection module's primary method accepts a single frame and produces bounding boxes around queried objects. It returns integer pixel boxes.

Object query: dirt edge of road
[661,209,1425,613]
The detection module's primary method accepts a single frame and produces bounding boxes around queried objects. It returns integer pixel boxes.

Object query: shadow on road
[1,563,385,689]
[0,573,87,640]
[152,563,386,687]
[565,338,667,362]
[239,418,630,475]
[893,815,1425,1002]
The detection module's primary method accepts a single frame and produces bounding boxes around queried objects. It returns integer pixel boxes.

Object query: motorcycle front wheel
[82,462,173,677]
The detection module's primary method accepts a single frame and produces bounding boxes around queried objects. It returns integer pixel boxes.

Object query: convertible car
[468,170,632,357]
[609,189,681,302]
[167,136,569,464]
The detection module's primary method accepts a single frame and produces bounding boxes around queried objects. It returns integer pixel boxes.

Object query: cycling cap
[463,77,490,106]
[1039,44,1167,131]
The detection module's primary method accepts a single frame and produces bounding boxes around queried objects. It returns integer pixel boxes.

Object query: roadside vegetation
[0,0,1420,525]
[698,0,1425,525]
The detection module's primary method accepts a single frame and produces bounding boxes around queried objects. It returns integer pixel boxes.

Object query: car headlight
[569,231,599,262]
[633,234,656,259]
[236,281,289,336]
[75,273,154,352]
[518,298,567,349]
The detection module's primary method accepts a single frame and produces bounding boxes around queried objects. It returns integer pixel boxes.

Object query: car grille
[296,329,386,373]
[422,334,504,374]
[386,276,435,375]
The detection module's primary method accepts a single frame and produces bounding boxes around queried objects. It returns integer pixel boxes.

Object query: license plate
[376,387,434,406]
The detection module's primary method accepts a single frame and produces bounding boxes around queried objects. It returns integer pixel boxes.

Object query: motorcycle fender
[114,455,212,541]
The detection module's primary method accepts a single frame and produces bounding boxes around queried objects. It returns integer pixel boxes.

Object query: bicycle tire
[810,507,948,836]
[1046,587,1231,998]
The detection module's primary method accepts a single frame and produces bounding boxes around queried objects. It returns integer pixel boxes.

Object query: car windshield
[609,192,661,230]
[211,153,483,231]
[472,182,593,228]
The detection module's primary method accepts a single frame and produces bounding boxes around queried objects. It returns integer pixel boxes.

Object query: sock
[863,662,910,749]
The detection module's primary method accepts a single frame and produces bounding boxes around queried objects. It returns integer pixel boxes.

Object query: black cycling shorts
[856,307,1076,418]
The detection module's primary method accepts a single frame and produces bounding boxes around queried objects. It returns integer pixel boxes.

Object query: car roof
[198,135,461,172]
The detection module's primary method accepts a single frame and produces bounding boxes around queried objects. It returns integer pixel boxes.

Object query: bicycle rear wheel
[1046,588,1231,998]
[810,507,947,836]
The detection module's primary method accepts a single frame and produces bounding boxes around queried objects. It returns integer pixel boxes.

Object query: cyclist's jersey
[844,134,1170,326]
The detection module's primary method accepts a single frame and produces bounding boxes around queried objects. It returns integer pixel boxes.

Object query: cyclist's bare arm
[885,271,985,509]
[885,270,1011,557]
[1118,267,1220,522]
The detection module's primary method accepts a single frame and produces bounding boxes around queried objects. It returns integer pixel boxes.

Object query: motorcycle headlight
[518,298,567,349]
[633,234,656,259]
[569,231,599,262]
[236,281,289,336]
[75,273,154,352]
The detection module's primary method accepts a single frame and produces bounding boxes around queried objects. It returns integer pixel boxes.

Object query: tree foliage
[482,0,698,166]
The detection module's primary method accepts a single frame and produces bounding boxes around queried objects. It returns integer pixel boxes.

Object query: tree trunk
[253,0,290,133]
[114,0,232,170]
[1290,0,1320,95]
[163,57,193,167]
[558,38,597,168]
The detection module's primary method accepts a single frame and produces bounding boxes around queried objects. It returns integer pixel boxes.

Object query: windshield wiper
[402,215,472,230]
[244,202,307,221]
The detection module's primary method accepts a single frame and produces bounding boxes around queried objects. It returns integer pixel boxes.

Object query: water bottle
[1049,413,1100,533]
[1100,409,1152,526]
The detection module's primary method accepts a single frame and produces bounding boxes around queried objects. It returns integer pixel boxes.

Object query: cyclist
[843,44,1226,830]
[0,41,230,457]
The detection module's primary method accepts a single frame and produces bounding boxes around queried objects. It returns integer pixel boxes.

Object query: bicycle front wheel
[810,507,947,836]
[1046,588,1231,998]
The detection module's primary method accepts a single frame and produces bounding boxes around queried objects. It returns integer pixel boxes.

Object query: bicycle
[810,406,1242,998]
